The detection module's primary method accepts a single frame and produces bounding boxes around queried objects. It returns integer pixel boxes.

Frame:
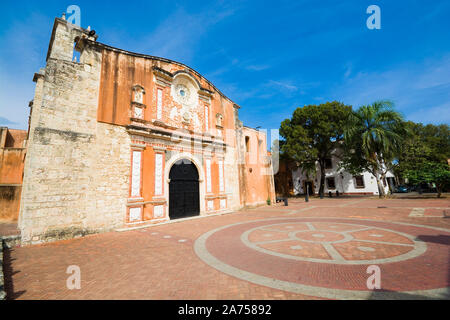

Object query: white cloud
[330,54,450,124]
[267,80,298,92]
[407,102,450,124]
[412,55,450,90]
[343,62,352,78]
[246,64,270,71]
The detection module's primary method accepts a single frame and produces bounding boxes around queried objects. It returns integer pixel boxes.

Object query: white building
[291,154,396,196]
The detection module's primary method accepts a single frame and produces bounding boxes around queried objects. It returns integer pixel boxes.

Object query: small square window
[326,177,336,189]
[354,175,365,188]
[324,158,332,169]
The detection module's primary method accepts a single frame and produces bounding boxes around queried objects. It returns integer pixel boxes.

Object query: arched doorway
[169,159,200,219]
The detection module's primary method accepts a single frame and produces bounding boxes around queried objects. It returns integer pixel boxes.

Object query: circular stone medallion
[195,217,450,299]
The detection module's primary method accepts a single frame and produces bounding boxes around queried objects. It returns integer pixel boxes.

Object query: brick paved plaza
[3,197,450,300]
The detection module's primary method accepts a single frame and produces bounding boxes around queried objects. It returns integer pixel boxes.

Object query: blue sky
[0,0,449,132]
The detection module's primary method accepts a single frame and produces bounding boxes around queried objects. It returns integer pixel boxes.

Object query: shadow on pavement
[416,234,450,246]
[368,234,450,300]
[3,247,26,300]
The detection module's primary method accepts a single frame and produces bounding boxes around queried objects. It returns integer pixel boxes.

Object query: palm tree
[344,100,405,197]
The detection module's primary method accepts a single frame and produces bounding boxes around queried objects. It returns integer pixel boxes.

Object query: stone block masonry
[19,19,130,245]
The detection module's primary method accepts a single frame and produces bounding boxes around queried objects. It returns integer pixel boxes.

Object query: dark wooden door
[169,159,200,219]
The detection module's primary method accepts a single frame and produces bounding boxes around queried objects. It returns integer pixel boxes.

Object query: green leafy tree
[280,101,352,197]
[419,123,450,162]
[404,162,450,197]
[395,122,450,197]
[341,100,406,198]
[396,122,450,170]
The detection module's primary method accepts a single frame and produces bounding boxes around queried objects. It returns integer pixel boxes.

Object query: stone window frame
[132,84,146,104]
[156,86,164,121]
[204,104,210,132]
[127,143,146,224]
[216,113,224,128]
[129,148,144,199]
[154,151,165,196]
[131,84,146,120]
[171,72,200,108]
[218,156,225,193]
[354,175,365,188]
[205,157,212,194]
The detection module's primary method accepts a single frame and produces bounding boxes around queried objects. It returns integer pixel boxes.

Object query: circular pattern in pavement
[242,221,426,265]
[194,217,450,299]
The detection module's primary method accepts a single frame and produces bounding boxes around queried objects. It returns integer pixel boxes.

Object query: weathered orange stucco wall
[0,127,27,221]
[241,127,275,206]
[97,50,237,148]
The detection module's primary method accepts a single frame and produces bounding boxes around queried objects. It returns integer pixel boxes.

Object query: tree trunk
[372,157,385,198]
[380,173,391,195]
[436,184,442,198]
[319,162,325,198]
[375,173,385,198]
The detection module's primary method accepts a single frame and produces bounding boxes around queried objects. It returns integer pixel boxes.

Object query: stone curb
[0,235,21,300]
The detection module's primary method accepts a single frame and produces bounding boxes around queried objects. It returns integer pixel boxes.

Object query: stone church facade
[19,17,275,245]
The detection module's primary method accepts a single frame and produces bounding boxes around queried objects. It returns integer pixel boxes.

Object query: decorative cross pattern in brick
[242,222,425,264]
[195,217,450,299]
